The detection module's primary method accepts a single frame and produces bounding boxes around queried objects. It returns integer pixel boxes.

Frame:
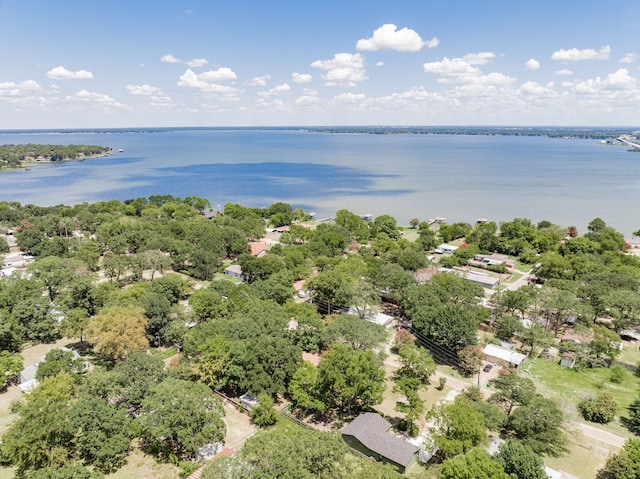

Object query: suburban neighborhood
[1,198,640,478]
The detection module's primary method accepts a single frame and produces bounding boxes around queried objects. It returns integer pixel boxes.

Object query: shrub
[579,391,617,424]
[609,366,627,384]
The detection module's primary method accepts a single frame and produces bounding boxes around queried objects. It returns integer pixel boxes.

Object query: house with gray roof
[342,412,419,473]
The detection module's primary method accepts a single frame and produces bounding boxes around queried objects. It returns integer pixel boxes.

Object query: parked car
[483,364,493,372]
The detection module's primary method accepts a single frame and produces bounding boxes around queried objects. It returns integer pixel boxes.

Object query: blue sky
[1,0,638,128]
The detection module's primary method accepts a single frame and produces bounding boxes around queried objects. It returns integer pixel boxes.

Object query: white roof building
[483,344,526,368]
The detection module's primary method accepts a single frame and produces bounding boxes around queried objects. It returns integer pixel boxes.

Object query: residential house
[434,243,458,254]
[469,253,516,269]
[224,264,243,280]
[342,412,419,474]
[18,364,39,393]
[483,344,526,369]
[248,242,269,257]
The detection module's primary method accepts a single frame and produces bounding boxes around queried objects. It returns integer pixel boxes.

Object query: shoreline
[0,149,115,173]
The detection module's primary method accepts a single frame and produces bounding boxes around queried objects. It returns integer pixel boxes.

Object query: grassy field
[527,358,639,437]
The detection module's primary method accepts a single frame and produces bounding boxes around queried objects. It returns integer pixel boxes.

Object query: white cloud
[186,58,209,68]
[161,54,209,68]
[375,61,384,67]
[457,72,517,86]
[519,81,555,96]
[149,95,174,109]
[295,93,320,106]
[258,83,292,98]
[311,53,367,86]
[177,69,239,94]
[126,84,161,96]
[525,58,540,70]
[551,45,610,61]
[66,89,126,108]
[245,75,271,86]
[620,53,637,64]
[463,52,495,65]
[570,69,637,94]
[161,54,180,64]
[46,66,94,80]
[554,69,573,76]
[198,67,237,82]
[292,72,312,83]
[0,79,42,96]
[423,57,480,76]
[356,23,437,52]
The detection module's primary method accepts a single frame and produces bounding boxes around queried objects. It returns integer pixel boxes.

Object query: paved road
[572,422,626,448]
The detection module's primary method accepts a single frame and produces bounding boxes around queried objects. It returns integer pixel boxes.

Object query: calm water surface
[0,129,638,235]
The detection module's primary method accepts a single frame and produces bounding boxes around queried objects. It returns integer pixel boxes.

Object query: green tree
[392,344,435,433]
[289,361,326,413]
[2,373,74,475]
[192,335,233,389]
[249,393,278,427]
[596,438,640,479]
[28,256,85,301]
[428,397,486,459]
[112,350,167,411]
[12,297,59,342]
[75,239,101,271]
[494,315,524,341]
[0,350,23,389]
[188,289,227,323]
[307,269,355,314]
[69,395,133,473]
[28,462,104,479]
[507,395,566,456]
[236,335,302,397]
[520,322,553,356]
[35,348,84,382]
[489,372,536,414]
[494,439,546,479]
[323,314,387,350]
[137,377,226,459]
[59,308,91,348]
[440,448,509,479]
[0,309,22,352]
[335,209,371,241]
[411,303,479,354]
[318,343,385,416]
[203,427,351,479]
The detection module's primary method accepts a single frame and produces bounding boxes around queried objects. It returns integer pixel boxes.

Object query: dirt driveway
[222,402,258,448]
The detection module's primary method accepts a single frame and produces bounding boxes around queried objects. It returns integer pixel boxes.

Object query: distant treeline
[305,126,636,139]
[0,144,111,169]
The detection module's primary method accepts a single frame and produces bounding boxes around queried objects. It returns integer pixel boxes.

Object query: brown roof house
[342,412,419,474]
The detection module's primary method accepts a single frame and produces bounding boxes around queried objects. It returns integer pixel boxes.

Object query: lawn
[544,430,619,479]
[616,342,640,367]
[527,358,640,436]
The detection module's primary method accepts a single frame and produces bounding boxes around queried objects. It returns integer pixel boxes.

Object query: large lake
[0,128,638,236]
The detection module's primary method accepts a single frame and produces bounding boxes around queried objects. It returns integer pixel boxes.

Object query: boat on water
[118,148,124,153]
